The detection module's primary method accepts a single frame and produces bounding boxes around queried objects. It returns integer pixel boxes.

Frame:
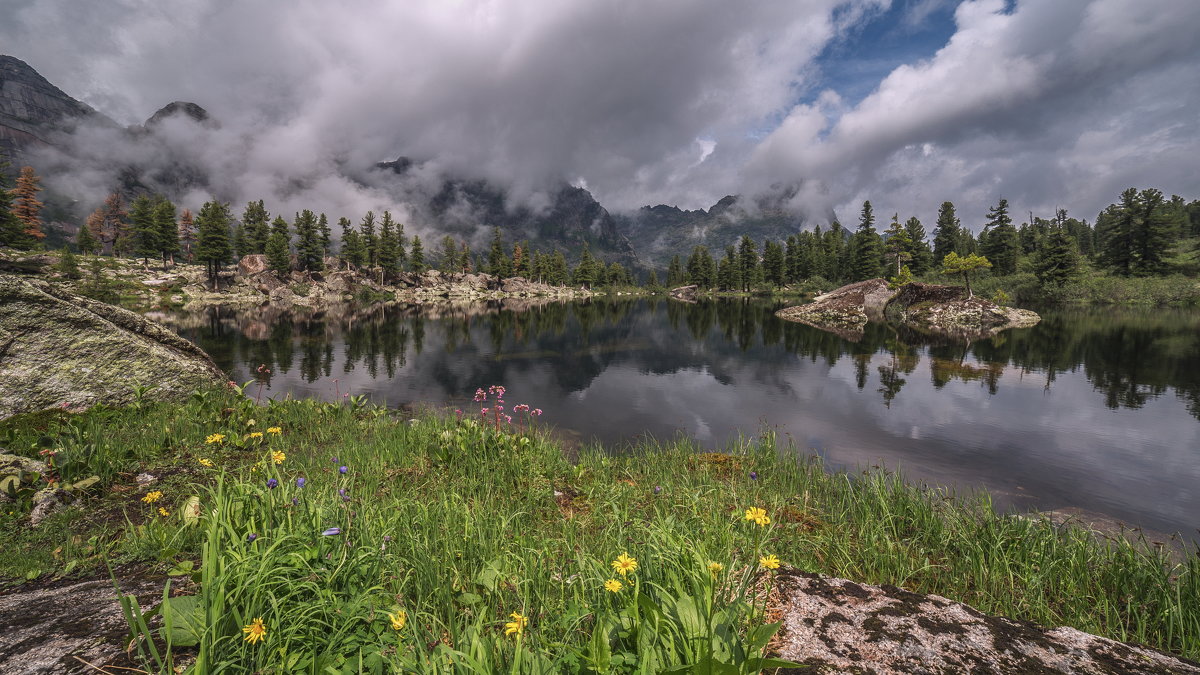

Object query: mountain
[0,55,116,169]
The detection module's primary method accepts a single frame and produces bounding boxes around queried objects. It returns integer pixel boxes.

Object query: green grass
[2,389,1198,672]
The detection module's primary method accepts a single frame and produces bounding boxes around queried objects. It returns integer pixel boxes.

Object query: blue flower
[247,533,257,542]
[653,486,662,494]
[749,471,758,481]
[267,478,278,489]
[339,466,348,474]
[296,477,306,488]
[322,527,341,536]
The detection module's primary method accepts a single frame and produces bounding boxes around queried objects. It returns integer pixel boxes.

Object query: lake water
[157,298,1200,543]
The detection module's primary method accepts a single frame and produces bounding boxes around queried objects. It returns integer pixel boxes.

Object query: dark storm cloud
[2,0,1198,231]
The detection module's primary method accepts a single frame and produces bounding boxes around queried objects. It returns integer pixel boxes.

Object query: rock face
[776,279,1040,340]
[0,55,115,164]
[0,275,225,420]
[768,569,1200,674]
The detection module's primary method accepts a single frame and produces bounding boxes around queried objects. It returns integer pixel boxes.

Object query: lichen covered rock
[775,278,893,336]
[886,282,1040,339]
[0,274,225,420]
[768,569,1199,674]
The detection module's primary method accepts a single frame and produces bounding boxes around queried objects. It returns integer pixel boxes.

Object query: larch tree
[10,165,45,246]
[178,208,196,261]
[0,168,27,249]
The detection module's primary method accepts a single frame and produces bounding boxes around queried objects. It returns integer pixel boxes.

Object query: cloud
[3,0,1199,234]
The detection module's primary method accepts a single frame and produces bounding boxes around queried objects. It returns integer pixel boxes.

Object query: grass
[2,387,1199,672]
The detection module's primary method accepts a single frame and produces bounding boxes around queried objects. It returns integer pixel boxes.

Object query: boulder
[885,282,1041,339]
[0,275,226,420]
[775,278,892,334]
[268,285,295,305]
[237,254,268,277]
[768,569,1200,674]
[669,285,699,303]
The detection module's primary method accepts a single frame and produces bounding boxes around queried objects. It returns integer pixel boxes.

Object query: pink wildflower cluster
[471,385,541,433]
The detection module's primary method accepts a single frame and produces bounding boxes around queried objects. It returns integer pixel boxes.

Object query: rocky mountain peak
[142,101,216,130]
[0,55,114,165]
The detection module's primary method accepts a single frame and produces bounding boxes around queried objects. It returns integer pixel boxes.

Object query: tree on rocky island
[941,252,992,298]
[194,200,233,290]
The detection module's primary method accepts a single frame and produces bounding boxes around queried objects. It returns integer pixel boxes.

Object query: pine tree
[762,240,786,287]
[685,245,716,289]
[266,215,291,275]
[294,209,324,271]
[410,235,426,273]
[359,211,378,267]
[9,166,45,247]
[666,255,684,286]
[574,246,597,287]
[549,250,568,284]
[932,201,961,262]
[883,214,913,277]
[339,217,366,268]
[903,216,932,275]
[377,211,398,279]
[76,217,99,255]
[646,269,660,289]
[736,235,758,291]
[195,200,233,289]
[154,198,178,267]
[824,221,847,281]
[178,208,196,261]
[232,221,249,258]
[487,226,511,277]
[941,252,991,298]
[980,198,1019,275]
[1033,225,1079,288]
[317,213,331,259]
[1131,188,1177,276]
[849,201,883,280]
[56,246,82,279]
[0,168,28,249]
[242,200,270,253]
[130,195,159,264]
[439,235,458,273]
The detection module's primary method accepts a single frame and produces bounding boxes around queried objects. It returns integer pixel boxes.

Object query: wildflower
[267,427,282,435]
[266,478,278,489]
[295,477,306,488]
[759,554,781,570]
[504,415,513,424]
[514,404,529,412]
[388,610,407,631]
[744,506,770,527]
[322,527,342,536]
[198,458,214,467]
[242,617,267,644]
[205,433,226,445]
[611,552,639,576]
[141,491,163,504]
[247,533,257,542]
[249,431,263,440]
[480,407,489,416]
[707,561,724,577]
[750,471,758,480]
[338,466,348,474]
[158,507,170,518]
[533,409,543,416]
[504,611,527,637]
[332,456,339,463]
[474,388,486,402]
[604,579,623,592]
[272,451,286,465]
[653,485,662,495]
[256,364,270,374]
[291,497,299,506]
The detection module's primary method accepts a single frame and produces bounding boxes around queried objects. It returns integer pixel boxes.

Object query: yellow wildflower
[158,507,170,518]
[205,433,226,445]
[604,579,623,592]
[759,554,781,570]
[242,617,267,644]
[504,611,527,637]
[141,491,163,504]
[707,561,724,577]
[387,610,407,631]
[267,427,282,435]
[249,431,264,440]
[271,450,286,465]
[198,458,214,467]
[611,552,638,576]
[744,506,770,527]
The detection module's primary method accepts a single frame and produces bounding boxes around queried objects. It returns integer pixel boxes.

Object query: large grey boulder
[768,569,1199,674]
[0,275,225,420]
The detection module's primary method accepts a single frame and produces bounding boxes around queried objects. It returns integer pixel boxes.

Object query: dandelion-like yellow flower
[707,561,724,577]
[504,611,527,637]
[141,491,163,504]
[744,506,770,527]
[198,458,214,467]
[387,610,407,631]
[158,507,170,518]
[759,554,781,570]
[604,579,623,592]
[611,552,639,576]
[242,617,267,644]
[249,431,263,440]
[205,433,226,445]
[271,450,286,465]
[267,427,282,435]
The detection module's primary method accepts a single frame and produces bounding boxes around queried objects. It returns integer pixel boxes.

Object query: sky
[4,0,1199,231]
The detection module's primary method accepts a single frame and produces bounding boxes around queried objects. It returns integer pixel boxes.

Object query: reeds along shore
[2,386,1198,672]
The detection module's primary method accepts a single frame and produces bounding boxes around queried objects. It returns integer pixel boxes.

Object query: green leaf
[181,496,201,526]
[0,475,18,496]
[456,591,482,606]
[161,594,205,647]
[747,622,781,651]
[70,475,100,491]
[166,560,195,576]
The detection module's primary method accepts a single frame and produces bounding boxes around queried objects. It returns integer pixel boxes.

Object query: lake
[156,297,1200,543]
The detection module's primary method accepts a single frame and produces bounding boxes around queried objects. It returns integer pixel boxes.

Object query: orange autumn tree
[10,166,45,244]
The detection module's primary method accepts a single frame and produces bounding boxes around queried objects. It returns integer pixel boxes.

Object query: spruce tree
[932,201,961,262]
[439,235,458,273]
[56,246,82,279]
[737,235,759,291]
[762,240,786,287]
[154,197,178,268]
[9,166,45,248]
[294,209,324,271]
[359,212,378,267]
[903,216,932,275]
[667,255,684,286]
[317,213,331,258]
[232,222,249,258]
[1033,225,1079,288]
[410,235,426,273]
[194,200,233,289]
[883,214,913,277]
[266,215,291,275]
[824,221,847,281]
[129,195,159,264]
[849,201,883,280]
[574,246,597,287]
[980,198,1019,275]
[242,200,270,253]
[76,218,99,255]
[339,217,366,268]
[378,211,398,278]
[487,226,510,277]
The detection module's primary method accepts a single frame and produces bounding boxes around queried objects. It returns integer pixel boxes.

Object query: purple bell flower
[267,478,278,489]
[322,527,341,536]
[749,471,758,481]
[296,477,306,488]
[339,466,348,474]
[247,533,257,542]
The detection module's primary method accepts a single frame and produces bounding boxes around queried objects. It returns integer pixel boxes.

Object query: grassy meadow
[2,385,1198,672]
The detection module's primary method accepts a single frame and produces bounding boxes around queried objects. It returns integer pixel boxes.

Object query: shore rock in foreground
[0,274,225,420]
[775,279,1039,340]
[768,569,1199,674]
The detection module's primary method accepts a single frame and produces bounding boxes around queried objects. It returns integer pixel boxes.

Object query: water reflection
[155,298,1200,540]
